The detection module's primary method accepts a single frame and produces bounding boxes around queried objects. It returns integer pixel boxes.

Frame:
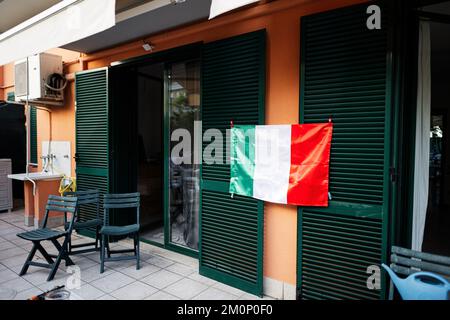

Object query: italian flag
[230,123,333,206]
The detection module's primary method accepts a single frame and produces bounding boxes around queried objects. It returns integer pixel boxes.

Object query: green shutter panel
[298,3,393,300]
[200,30,266,296]
[75,68,109,226]
[29,107,38,164]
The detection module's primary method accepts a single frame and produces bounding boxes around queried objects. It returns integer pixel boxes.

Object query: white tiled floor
[0,209,269,300]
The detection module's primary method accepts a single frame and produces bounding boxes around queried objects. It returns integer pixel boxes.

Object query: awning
[209,0,260,19]
[0,0,116,66]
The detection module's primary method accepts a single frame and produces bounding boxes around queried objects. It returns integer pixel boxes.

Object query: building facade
[1,0,446,300]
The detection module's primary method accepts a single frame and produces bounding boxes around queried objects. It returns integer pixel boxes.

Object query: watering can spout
[382,263,405,294]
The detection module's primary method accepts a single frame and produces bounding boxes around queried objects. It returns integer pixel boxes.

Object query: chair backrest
[103,193,140,227]
[43,195,78,230]
[388,245,450,299]
[390,246,450,278]
[64,189,100,220]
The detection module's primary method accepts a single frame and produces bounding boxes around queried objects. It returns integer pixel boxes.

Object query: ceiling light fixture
[170,0,187,4]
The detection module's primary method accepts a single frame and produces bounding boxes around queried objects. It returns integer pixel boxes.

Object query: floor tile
[145,290,179,300]
[72,257,98,270]
[188,273,218,286]
[1,253,29,269]
[141,269,183,289]
[0,247,28,260]
[238,292,264,300]
[70,283,105,300]
[0,241,16,251]
[96,294,117,300]
[20,268,67,286]
[193,287,239,300]
[78,265,112,283]
[118,262,160,279]
[1,277,34,292]
[13,287,42,300]
[165,263,196,276]
[90,272,135,293]
[164,278,208,300]
[2,232,27,242]
[0,226,22,236]
[36,275,71,292]
[102,258,136,270]
[146,255,175,268]
[213,282,247,297]
[110,281,158,300]
[0,268,19,283]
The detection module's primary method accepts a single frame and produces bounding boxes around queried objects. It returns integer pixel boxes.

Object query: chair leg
[35,242,54,265]
[68,233,73,255]
[47,241,64,282]
[100,234,105,274]
[95,227,99,250]
[63,238,75,266]
[135,233,140,270]
[106,236,111,258]
[51,238,74,267]
[19,242,38,276]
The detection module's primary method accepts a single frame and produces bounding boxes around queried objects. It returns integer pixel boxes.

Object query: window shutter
[200,30,266,296]
[298,3,393,300]
[29,107,38,164]
[75,68,109,227]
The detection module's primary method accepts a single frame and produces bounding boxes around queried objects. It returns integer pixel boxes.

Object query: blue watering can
[382,263,450,300]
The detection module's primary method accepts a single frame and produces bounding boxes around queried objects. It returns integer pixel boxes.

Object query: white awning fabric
[0,0,116,66]
[209,0,259,20]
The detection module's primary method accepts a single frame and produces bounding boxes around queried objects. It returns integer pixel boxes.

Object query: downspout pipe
[24,57,37,195]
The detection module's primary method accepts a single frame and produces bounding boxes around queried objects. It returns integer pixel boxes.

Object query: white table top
[7,172,63,181]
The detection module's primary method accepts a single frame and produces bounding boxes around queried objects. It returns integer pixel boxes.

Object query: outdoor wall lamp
[142,40,155,52]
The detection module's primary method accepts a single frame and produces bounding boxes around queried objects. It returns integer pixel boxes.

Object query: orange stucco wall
[1,0,368,285]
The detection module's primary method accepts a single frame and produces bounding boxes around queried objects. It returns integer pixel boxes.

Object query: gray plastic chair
[63,189,101,255]
[387,246,450,299]
[100,192,140,273]
[17,195,78,281]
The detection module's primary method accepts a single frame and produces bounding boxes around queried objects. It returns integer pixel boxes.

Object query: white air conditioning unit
[14,53,65,106]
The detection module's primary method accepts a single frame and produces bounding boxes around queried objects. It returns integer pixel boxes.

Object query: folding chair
[17,195,78,281]
[63,189,101,255]
[100,193,140,273]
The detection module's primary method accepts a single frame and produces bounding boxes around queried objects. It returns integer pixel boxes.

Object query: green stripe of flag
[230,125,255,197]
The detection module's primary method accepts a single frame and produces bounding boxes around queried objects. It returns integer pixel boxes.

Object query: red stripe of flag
[287,123,333,206]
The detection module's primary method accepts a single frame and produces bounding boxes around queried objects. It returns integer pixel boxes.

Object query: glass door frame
[163,60,201,258]
[111,43,202,259]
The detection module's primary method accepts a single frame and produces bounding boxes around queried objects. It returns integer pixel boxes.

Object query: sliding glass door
[167,59,201,251]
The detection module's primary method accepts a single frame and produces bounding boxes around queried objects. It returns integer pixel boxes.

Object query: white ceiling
[0,0,61,34]
[0,0,156,34]
[0,0,211,54]
[62,0,212,53]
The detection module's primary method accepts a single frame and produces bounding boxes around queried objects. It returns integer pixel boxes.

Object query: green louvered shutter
[297,3,394,300]
[75,68,109,228]
[29,107,38,164]
[200,30,266,296]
